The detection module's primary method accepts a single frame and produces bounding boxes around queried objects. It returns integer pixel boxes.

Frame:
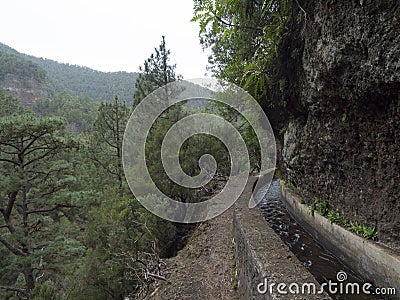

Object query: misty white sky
[0,0,210,78]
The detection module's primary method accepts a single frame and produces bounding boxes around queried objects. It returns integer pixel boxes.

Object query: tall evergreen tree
[0,95,81,296]
[133,36,182,106]
[89,96,130,196]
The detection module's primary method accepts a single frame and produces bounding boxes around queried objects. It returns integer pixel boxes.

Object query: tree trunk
[23,264,35,293]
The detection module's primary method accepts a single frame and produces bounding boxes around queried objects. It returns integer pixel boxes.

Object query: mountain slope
[0,43,138,105]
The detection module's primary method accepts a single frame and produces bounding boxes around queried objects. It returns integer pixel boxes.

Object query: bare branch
[0,195,4,212]
[5,191,18,220]
[0,158,19,166]
[39,182,69,198]
[0,148,19,155]
[27,204,76,215]
[0,141,20,151]
[294,0,307,21]
[24,145,54,157]
[0,235,27,256]
[99,129,118,149]
[0,285,27,295]
[23,147,58,168]
[90,155,119,176]
[146,272,170,283]
[214,15,269,31]
[21,131,48,154]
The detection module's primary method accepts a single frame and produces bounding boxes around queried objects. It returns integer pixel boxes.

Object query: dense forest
[0,37,180,299]
[0,43,138,105]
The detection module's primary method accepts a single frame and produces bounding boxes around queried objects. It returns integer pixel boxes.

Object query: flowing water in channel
[258,180,384,300]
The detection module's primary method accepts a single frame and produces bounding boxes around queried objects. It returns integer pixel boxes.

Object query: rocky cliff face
[282,0,400,248]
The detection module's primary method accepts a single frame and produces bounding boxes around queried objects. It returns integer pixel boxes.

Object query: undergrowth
[309,198,378,240]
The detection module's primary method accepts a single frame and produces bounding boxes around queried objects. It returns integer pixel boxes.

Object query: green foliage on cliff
[309,198,378,240]
[192,0,291,101]
[191,0,307,132]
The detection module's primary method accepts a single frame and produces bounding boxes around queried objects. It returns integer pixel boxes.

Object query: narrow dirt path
[146,208,236,300]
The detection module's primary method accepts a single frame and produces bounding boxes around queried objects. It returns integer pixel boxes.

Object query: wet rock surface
[282,0,400,249]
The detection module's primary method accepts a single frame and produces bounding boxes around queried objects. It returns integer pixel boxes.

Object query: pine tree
[133,36,182,106]
[89,96,130,196]
[0,96,80,296]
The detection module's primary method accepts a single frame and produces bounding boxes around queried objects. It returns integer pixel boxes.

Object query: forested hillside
[0,43,138,105]
[0,47,46,85]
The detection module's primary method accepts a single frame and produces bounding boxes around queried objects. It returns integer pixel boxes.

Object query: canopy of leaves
[192,0,291,102]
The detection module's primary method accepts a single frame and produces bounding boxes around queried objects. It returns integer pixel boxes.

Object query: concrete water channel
[258,179,390,300]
